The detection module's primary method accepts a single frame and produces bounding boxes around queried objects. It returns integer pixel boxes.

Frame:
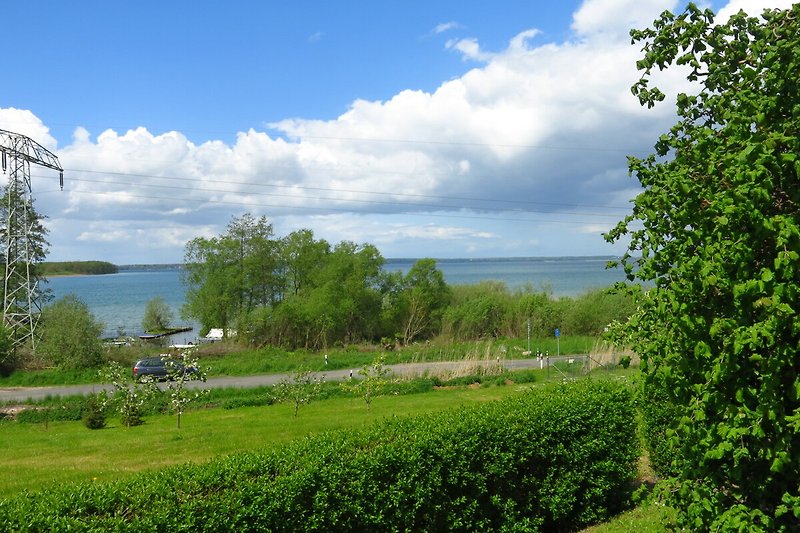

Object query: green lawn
[0,383,523,497]
[581,502,675,532]
[0,369,670,530]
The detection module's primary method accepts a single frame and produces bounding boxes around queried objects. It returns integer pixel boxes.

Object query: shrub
[38,295,104,369]
[83,394,107,430]
[15,398,86,424]
[0,380,638,531]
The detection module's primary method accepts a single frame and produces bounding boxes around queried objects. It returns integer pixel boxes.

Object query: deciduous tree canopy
[607,3,800,530]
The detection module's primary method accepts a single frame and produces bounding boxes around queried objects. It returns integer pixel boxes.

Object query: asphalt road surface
[0,356,588,403]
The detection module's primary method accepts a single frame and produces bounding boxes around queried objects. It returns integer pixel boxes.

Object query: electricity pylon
[0,129,63,348]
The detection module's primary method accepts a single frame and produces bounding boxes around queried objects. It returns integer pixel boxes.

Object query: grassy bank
[0,335,602,387]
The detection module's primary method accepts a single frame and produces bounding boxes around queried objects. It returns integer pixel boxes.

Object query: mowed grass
[579,504,675,533]
[0,383,524,498]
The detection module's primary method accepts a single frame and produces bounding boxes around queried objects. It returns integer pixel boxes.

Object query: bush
[15,401,85,424]
[508,369,537,384]
[38,295,104,369]
[142,296,173,333]
[0,380,638,531]
[83,394,106,430]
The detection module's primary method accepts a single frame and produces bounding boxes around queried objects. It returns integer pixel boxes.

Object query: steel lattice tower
[0,129,63,348]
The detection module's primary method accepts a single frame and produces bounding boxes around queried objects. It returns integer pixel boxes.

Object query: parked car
[132,356,198,381]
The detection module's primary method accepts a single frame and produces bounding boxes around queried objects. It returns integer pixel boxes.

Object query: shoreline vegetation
[41,261,118,277]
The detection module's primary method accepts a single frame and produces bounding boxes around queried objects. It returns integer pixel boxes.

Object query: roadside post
[527,318,531,354]
[555,328,560,357]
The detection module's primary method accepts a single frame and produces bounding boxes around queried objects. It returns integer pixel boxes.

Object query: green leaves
[272,368,325,417]
[0,380,639,531]
[610,2,800,530]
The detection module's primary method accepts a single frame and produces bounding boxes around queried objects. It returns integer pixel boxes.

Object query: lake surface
[46,257,626,340]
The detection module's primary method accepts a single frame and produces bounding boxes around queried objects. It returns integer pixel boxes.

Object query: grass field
[0,360,665,531]
[0,383,523,497]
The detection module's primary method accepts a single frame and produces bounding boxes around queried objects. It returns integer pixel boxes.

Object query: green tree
[272,368,325,417]
[142,296,173,332]
[267,237,385,349]
[38,295,104,369]
[399,258,450,344]
[163,350,207,429]
[0,324,17,376]
[342,355,395,409]
[279,229,330,297]
[99,361,158,427]
[182,213,279,333]
[83,393,107,430]
[606,4,800,529]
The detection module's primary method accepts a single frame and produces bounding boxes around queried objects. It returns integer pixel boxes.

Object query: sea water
[46,257,626,340]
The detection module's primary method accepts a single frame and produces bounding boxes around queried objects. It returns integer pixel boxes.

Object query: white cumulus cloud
[3,0,791,263]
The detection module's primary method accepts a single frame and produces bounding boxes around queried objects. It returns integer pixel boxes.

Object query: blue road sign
[555,328,560,338]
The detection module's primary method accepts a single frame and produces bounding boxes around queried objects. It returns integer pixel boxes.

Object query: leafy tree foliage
[163,350,207,429]
[279,229,329,298]
[272,368,325,417]
[38,295,104,369]
[606,4,800,529]
[209,225,392,350]
[398,258,450,344]
[142,296,173,332]
[0,324,16,376]
[184,213,634,351]
[182,214,278,333]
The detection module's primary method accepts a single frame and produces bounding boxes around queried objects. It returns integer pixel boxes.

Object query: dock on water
[138,326,193,340]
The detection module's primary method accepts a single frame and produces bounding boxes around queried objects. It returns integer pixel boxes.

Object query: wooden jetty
[138,326,193,340]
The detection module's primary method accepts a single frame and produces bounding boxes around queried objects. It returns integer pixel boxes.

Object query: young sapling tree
[272,368,325,417]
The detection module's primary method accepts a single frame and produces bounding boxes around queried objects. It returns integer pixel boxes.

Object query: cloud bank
[0,0,789,264]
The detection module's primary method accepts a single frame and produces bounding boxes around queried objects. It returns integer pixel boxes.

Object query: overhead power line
[59,175,626,220]
[38,187,626,228]
[55,167,632,213]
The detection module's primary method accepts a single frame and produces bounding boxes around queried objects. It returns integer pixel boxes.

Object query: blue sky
[0,0,790,264]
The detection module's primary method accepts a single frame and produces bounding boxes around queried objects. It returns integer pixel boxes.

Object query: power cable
[51,167,632,212]
[58,175,627,219]
[42,188,628,227]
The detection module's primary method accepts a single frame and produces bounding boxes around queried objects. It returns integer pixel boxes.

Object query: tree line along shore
[40,261,118,276]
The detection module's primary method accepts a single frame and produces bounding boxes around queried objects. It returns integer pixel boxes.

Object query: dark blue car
[132,356,198,381]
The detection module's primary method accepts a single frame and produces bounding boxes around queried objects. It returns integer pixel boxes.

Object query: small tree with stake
[164,349,207,429]
[272,368,325,417]
[342,355,395,410]
[99,361,158,427]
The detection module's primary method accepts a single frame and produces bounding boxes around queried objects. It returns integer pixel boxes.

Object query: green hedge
[0,380,638,531]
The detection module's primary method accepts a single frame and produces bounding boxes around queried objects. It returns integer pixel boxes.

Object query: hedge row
[0,380,638,531]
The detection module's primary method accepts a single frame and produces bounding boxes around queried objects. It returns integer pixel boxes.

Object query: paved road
[0,356,588,403]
